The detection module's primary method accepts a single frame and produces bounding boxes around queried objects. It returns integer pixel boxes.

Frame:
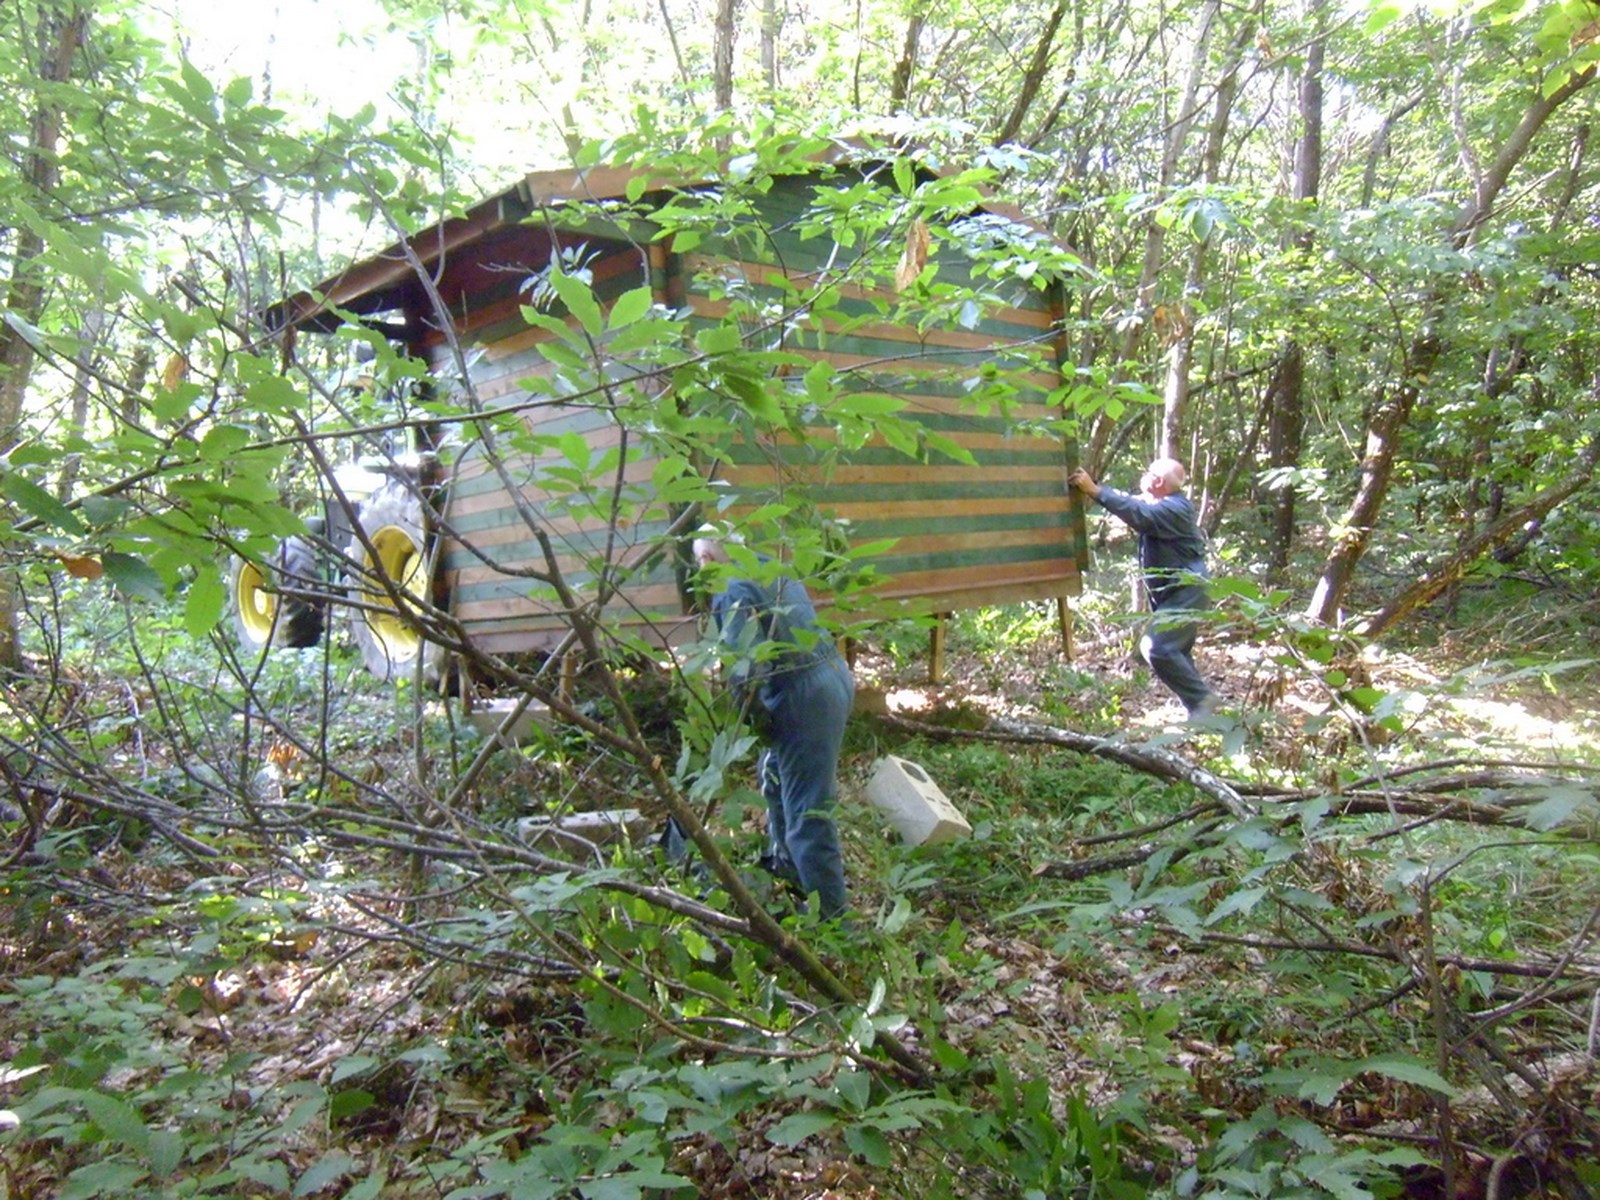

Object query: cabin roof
[270,143,1058,335]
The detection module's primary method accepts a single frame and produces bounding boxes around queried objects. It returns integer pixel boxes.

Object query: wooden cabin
[273,149,1089,676]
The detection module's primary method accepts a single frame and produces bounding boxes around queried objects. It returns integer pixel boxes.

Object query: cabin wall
[413,175,1085,656]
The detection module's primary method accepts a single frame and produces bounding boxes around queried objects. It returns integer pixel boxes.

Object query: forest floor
[5,588,1600,1198]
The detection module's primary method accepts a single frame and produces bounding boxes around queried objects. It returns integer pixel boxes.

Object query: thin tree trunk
[994,1,1068,146]
[1263,6,1324,581]
[759,0,779,91]
[0,3,87,674]
[1085,0,1221,473]
[888,8,925,112]
[1306,65,1596,625]
[55,308,106,502]
[1159,10,1252,457]
[713,0,738,112]
[1359,92,1425,207]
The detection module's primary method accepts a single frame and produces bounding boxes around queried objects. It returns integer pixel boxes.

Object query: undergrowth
[3,584,1600,1198]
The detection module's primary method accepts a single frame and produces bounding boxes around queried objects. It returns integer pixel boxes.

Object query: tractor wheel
[231,533,326,651]
[348,479,443,683]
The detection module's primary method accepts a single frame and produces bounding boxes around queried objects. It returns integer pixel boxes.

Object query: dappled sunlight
[1440,694,1600,756]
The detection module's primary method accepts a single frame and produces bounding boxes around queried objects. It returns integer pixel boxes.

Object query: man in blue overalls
[1070,458,1218,719]
[693,534,856,919]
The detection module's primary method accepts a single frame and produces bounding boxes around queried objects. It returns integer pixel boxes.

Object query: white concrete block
[516,809,651,859]
[864,756,972,846]
[466,698,552,746]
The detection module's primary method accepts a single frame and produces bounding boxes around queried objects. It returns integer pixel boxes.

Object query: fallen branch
[888,713,1258,821]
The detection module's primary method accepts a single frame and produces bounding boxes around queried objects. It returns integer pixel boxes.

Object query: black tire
[347,479,443,683]
[231,533,327,651]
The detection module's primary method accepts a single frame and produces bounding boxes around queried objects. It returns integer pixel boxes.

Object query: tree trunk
[759,0,779,91]
[1159,10,1251,458]
[1305,65,1596,626]
[994,1,1067,146]
[1085,0,1221,473]
[888,8,925,113]
[713,0,738,112]
[55,308,106,502]
[1263,8,1324,581]
[0,2,88,674]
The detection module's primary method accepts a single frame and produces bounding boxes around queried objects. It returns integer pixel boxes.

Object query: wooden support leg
[929,613,950,685]
[560,649,578,705]
[1057,597,1075,662]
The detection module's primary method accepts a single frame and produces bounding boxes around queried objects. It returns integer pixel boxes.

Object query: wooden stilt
[1057,596,1075,661]
[560,649,578,705]
[929,613,950,684]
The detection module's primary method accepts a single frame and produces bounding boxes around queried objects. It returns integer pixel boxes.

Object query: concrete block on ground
[516,809,651,860]
[864,755,972,846]
[466,697,552,746]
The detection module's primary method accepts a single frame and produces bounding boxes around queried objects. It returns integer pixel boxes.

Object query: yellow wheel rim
[363,526,428,662]
[237,561,277,644]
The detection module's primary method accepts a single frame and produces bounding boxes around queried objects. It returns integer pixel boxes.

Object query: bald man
[1069,458,1218,719]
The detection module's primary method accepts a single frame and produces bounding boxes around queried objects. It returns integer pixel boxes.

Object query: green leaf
[199,424,254,461]
[147,1129,183,1178]
[766,1110,835,1147]
[236,1153,293,1193]
[102,552,166,601]
[1518,785,1596,832]
[844,1123,893,1167]
[836,393,906,416]
[293,1151,356,1197]
[1,473,86,534]
[328,1089,375,1121]
[607,286,654,330]
[80,495,132,527]
[80,1091,150,1154]
[186,567,226,638]
[245,375,306,414]
[1205,886,1268,925]
[695,324,742,355]
[1357,1055,1457,1098]
[343,1170,388,1200]
[833,1069,870,1112]
[151,380,205,424]
[550,269,604,337]
[60,1161,151,1200]
[329,1056,379,1084]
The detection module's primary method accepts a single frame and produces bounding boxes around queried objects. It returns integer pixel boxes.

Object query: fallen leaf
[54,550,104,579]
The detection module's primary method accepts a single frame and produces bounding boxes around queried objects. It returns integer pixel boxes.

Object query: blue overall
[712,573,855,919]
[1093,486,1215,717]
